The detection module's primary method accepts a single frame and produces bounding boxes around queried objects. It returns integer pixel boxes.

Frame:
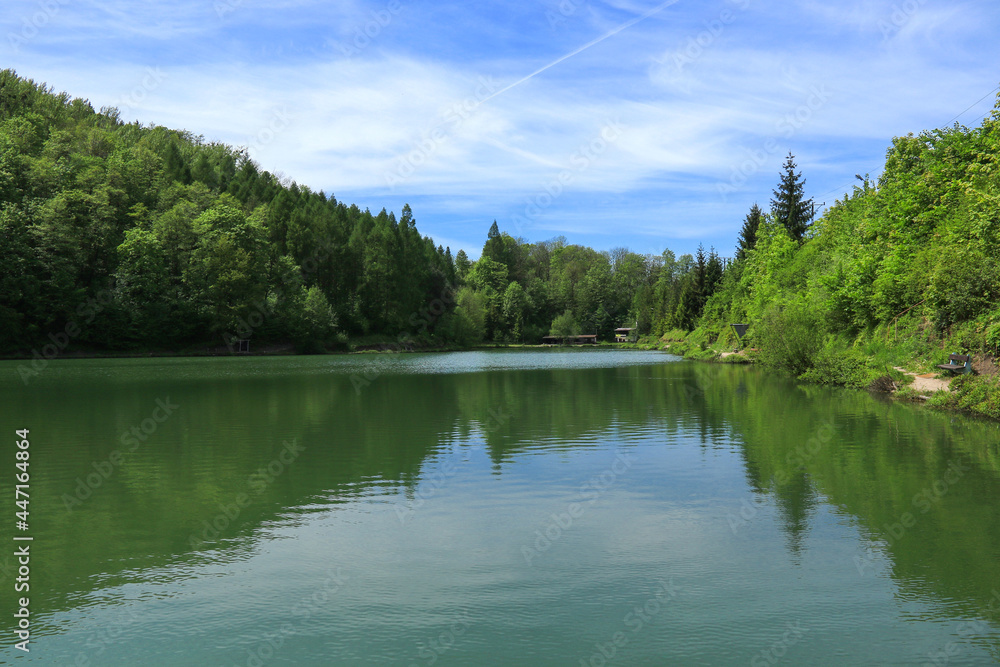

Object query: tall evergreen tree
[482,220,502,262]
[455,249,472,284]
[705,247,724,295]
[736,203,763,260]
[770,153,813,241]
[674,245,708,330]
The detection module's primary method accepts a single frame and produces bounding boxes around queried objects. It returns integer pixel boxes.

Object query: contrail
[478,0,682,105]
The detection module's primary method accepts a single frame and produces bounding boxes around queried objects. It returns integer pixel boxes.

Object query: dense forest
[2,70,999,418]
[0,70,456,355]
[0,70,732,354]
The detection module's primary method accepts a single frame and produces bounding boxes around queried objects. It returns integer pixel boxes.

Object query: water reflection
[1,351,999,663]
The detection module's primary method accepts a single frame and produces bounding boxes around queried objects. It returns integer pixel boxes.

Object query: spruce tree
[674,245,708,330]
[770,153,813,241]
[705,248,724,296]
[736,203,762,260]
[482,220,503,263]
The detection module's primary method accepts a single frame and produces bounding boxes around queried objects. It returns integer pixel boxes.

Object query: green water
[1,350,999,665]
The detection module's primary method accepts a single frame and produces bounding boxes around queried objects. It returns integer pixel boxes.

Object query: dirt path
[894,366,952,395]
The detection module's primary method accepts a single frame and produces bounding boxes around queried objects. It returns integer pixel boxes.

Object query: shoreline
[6,339,994,422]
[0,340,650,362]
[653,340,1000,423]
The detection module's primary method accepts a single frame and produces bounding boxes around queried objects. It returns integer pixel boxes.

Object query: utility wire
[815,85,1000,205]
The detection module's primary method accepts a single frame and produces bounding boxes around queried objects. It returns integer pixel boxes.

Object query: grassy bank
[642,322,1000,421]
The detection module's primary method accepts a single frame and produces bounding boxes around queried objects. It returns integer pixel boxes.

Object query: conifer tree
[736,203,762,259]
[770,153,813,241]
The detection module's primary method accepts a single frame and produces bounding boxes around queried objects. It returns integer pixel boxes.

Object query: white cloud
[5,0,1000,254]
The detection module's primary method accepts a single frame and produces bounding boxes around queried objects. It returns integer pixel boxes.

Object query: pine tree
[705,247,724,296]
[770,153,813,241]
[736,203,762,260]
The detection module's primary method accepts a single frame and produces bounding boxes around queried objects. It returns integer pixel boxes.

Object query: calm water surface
[1,349,999,665]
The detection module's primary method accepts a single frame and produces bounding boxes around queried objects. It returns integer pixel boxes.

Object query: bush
[928,250,1000,330]
[930,374,1000,420]
[797,337,884,389]
[755,300,825,376]
[549,309,580,337]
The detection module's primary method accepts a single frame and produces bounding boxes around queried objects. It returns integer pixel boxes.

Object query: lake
[2,349,999,665]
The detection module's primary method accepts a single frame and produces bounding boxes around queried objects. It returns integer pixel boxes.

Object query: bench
[937,353,972,374]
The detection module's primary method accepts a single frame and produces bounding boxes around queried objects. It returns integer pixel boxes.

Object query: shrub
[798,338,880,389]
[928,250,1000,330]
[755,300,825,376]
[928,375,1000,420]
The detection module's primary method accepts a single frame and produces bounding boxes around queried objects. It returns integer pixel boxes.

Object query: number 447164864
[16,430,29,528]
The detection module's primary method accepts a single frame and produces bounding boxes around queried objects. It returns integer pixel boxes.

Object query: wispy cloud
[4,0,999,257]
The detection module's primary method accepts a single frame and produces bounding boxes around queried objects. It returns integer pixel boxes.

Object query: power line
[944,85,1000,127]
[814,84,1000,204]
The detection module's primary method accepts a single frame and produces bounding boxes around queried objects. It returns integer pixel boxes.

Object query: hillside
[0,70,455,356]
[677,96,1000,419]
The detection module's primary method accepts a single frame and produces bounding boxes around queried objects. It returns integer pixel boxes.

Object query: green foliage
[501,281,531,342]
[549,309,580,337]
[770,153,814,241]
[7,67,1000,382]
[690,95,1000,414]
[927,249,999,330]
[293,286,338,353]
[797,337,884,389]
[441,287,485,345]
[754,299,825,376]
[929,375,1000,420]
[0,70,456,353]
[736,202,762,260]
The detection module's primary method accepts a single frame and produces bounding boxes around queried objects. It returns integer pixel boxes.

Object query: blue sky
[5,0,999,259]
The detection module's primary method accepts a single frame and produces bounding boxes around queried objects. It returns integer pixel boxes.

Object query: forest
[2,70,999,416]
[0,69,728,354]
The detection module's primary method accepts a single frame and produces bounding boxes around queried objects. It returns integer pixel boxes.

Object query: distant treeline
[3,69,999,378]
